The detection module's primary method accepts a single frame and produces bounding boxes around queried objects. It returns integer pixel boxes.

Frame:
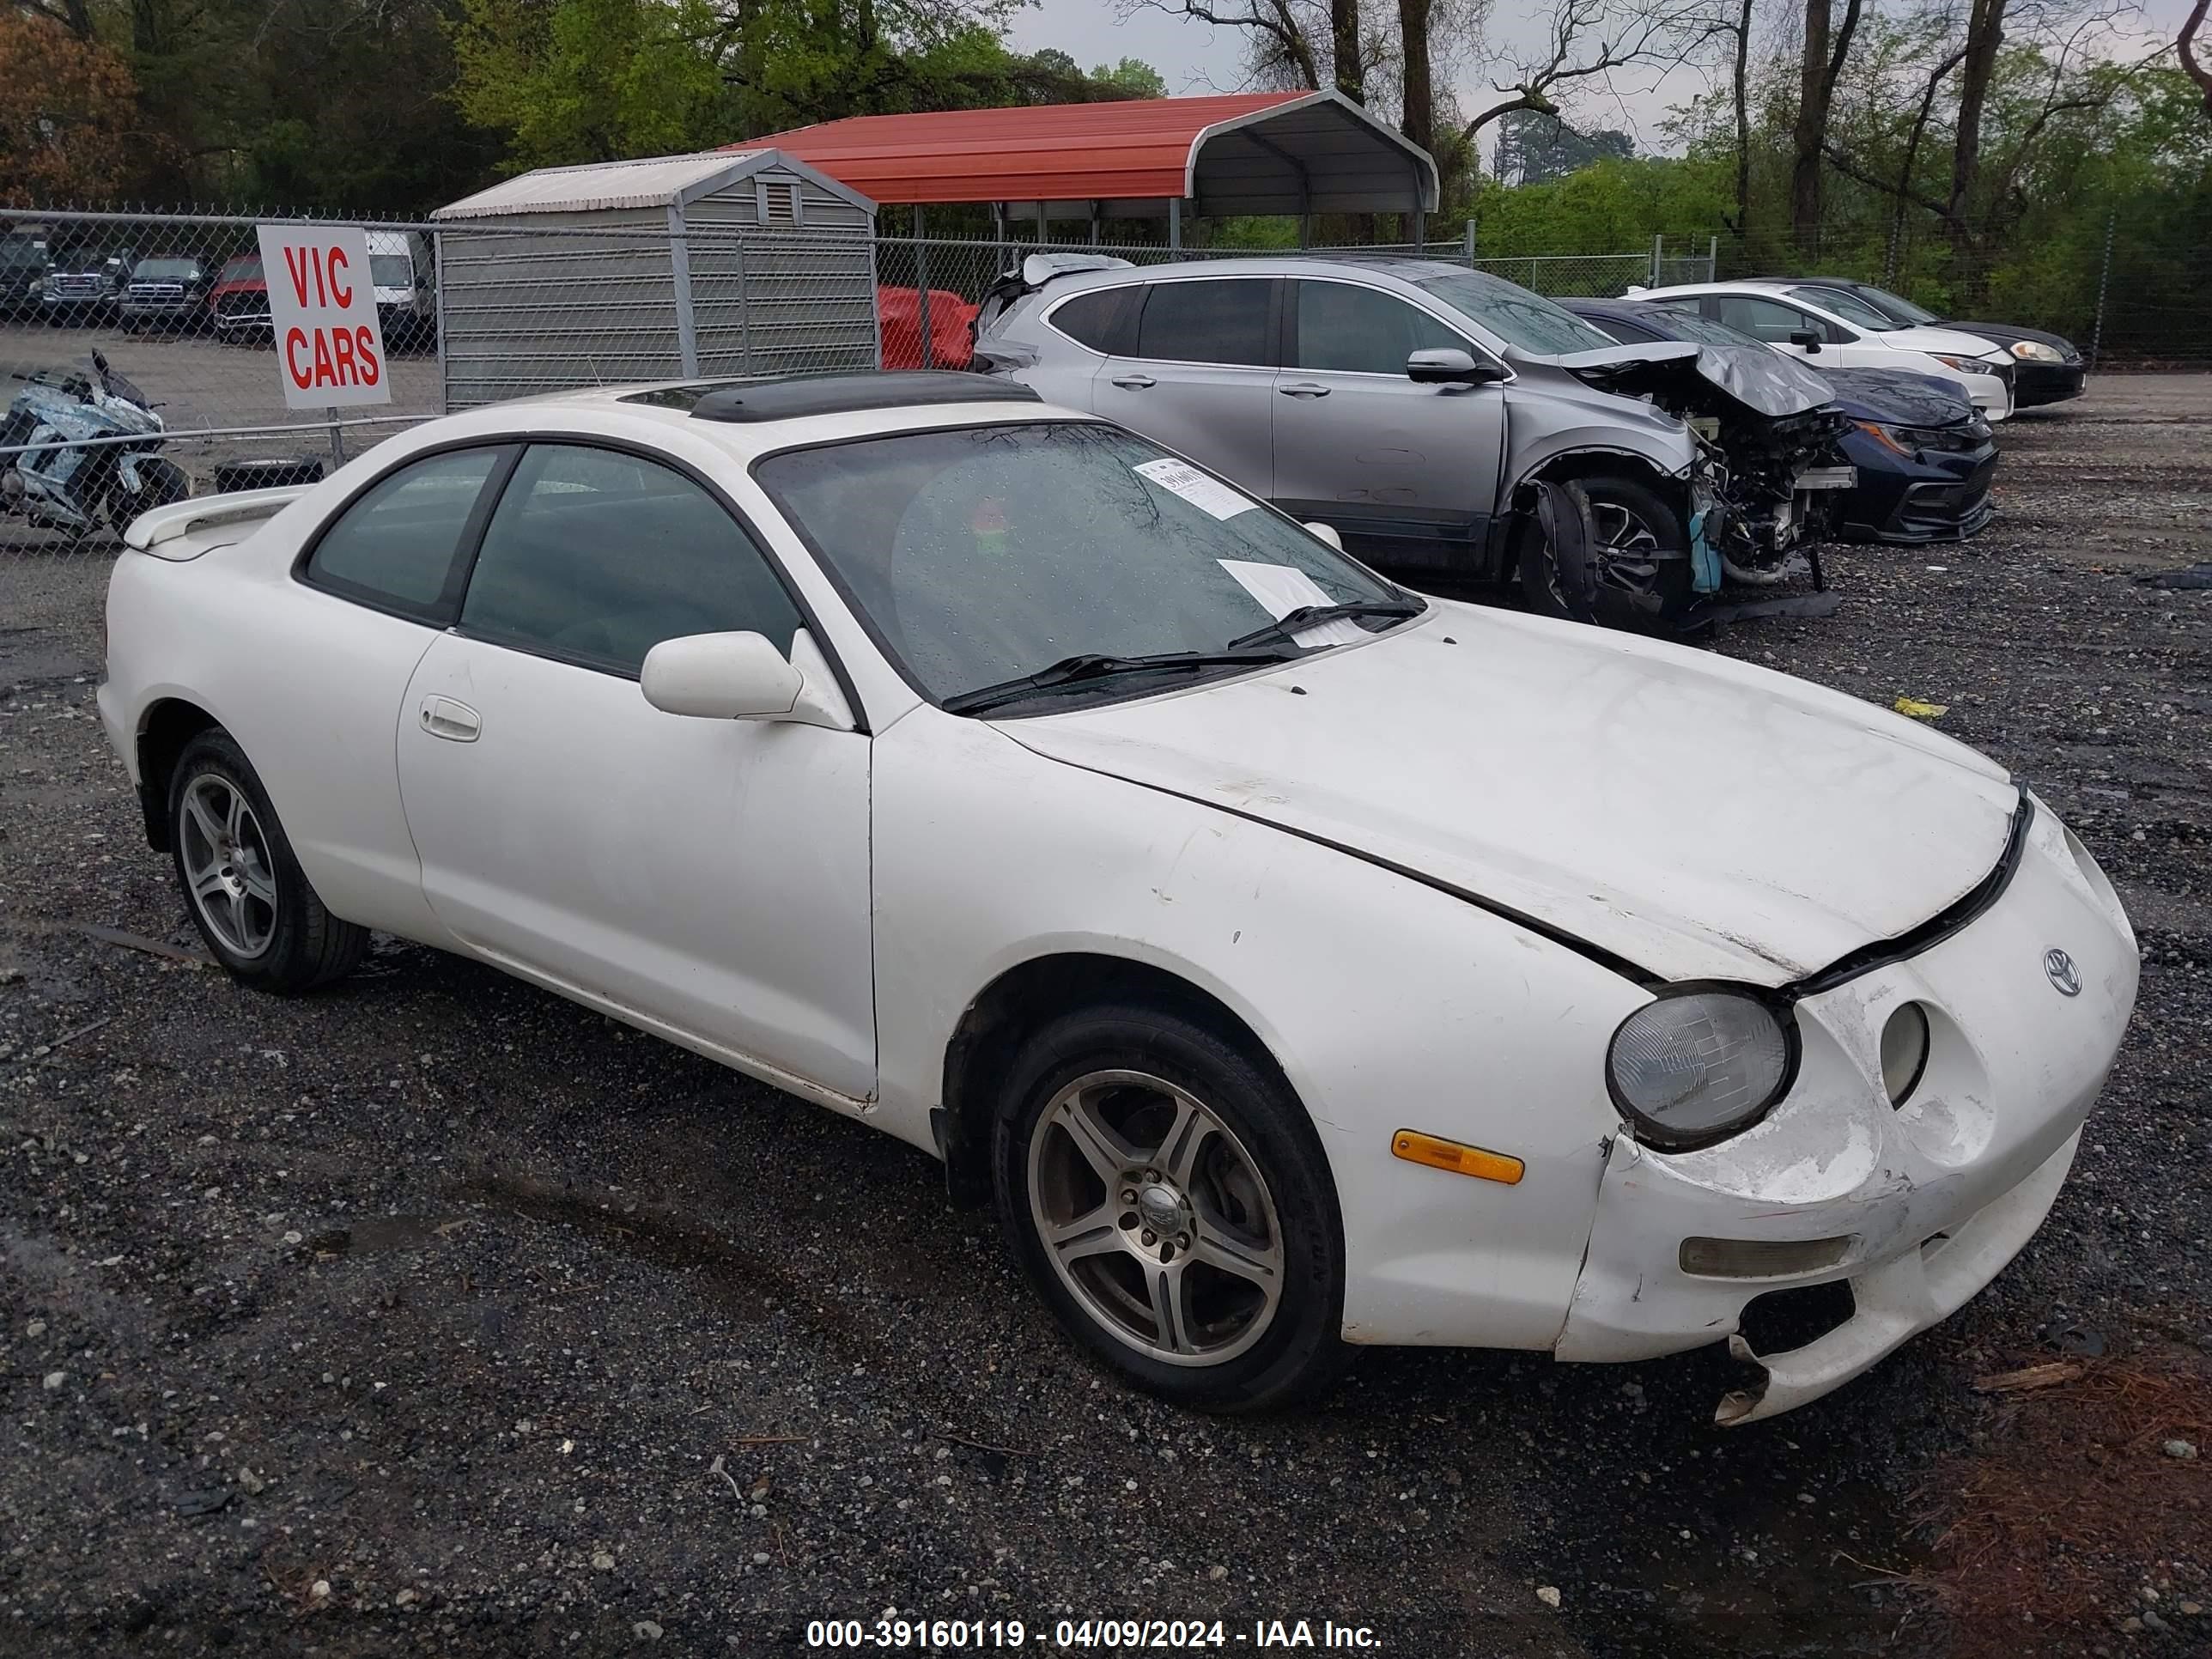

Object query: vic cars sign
[256,226,391,410]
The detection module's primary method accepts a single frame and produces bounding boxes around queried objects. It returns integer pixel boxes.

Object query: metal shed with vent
[430,150,880,410]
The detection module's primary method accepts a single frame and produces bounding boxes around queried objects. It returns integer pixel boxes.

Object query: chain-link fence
[1713,212,2210,370]
[0,206,1711,555]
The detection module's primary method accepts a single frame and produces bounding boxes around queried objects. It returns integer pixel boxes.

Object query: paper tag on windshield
[1133,457,1255,520]
[1217,561,1369,647]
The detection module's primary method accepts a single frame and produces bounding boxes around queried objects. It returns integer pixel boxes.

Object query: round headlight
[1606,989,1796,1150]
[2009,340,2063,363]
[1879,1001,1930,1107]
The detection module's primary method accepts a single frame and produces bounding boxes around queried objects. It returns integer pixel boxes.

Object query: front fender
[872,710,1645,1352]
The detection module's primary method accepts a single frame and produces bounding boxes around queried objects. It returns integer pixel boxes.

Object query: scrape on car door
[393,442,876,1103]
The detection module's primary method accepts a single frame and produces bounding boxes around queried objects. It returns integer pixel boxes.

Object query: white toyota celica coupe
[100,374,2136,1423]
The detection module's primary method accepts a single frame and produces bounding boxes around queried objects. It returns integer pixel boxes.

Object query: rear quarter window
[1047,286,1142,356]
[301,447,508,623]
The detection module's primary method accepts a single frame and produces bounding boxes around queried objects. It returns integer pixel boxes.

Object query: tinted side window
[1135,279,1273,366]
[1711,295,1822,343]
[1294,281,1470,374]
[459,444,802,676]
[1049,287,1140,356]
[304,447,506,622]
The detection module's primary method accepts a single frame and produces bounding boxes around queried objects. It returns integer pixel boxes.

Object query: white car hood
[996,608,2018,987]
[1881,324,2002,360]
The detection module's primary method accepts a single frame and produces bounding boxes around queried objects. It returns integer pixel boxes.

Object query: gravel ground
[3,374,2207,1658]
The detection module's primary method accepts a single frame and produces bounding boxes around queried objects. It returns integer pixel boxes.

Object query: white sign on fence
[255,225,391,410]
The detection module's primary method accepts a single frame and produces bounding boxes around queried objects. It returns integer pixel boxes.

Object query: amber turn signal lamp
[1392,1129,1524,1185]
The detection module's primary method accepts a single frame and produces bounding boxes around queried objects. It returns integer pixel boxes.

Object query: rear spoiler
[976,252,1137,341]
[123,485,315,560]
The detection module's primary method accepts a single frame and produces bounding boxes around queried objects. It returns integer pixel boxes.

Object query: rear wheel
[993,1003,1349,1412]
[168,728,367,992]
[1519,473,1693,623]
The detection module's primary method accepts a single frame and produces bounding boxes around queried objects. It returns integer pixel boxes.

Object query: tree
[1131,2,1322,88]
[1091,56,1169,96]
[453,0,728,167]
[1947,0,2007,251]
[1494,110,1635,183]
[1331,0,1364,101]
[1720,0,1756,234]
[1792,0,1864,255]
[2185,0,2212,119]
[1397,0,1432,155]
[1461,0,1717,142]
[0,9,143,204]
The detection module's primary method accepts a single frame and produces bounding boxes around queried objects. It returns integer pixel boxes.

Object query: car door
[1269,276,1506,561]
[271,442,515,938]
[393,441,876,1103]
[1702,293,1866,368]
[1089,275,1279,495]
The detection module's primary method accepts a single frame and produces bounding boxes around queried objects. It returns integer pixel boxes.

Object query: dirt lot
[3,375,2209,1657]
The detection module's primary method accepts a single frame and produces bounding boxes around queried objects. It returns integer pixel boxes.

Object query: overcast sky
[1007,1,2192,162]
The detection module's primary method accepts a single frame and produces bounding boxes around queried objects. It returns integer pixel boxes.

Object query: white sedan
[100,374,2135,1421]
[1632,278,2018,420]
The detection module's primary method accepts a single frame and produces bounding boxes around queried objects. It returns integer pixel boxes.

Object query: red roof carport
[735,91,1439,240]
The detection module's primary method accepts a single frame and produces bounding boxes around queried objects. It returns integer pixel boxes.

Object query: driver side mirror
[1788,330,1823,353]
[640,631,843,728]
[1407,348,1504,386]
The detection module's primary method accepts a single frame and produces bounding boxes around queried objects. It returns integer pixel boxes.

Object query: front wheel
[168,728,368,992]
[993,1004,1350,1412]
[1519,473,1693,623]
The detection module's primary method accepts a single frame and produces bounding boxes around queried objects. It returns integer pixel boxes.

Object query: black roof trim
[641,373,1042,424]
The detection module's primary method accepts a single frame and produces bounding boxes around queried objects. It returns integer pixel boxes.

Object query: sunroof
[622,373,1042,423]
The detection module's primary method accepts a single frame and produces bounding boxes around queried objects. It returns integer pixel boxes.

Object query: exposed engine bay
[1560,340,1855,611]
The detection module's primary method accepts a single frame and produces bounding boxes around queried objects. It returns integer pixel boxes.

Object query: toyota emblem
[2044,947,2082,997]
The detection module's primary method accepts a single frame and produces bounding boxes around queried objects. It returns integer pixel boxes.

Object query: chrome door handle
[1109,374,1156,389]
[418,696,481,743]
[1277,382,1331,398]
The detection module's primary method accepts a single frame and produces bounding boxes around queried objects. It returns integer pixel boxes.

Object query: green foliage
[1091,57,1167,99]
[452,0,730,169]
[1466,156,1734,256]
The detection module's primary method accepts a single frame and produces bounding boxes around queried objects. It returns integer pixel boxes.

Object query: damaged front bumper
[1553,796,2137,1423]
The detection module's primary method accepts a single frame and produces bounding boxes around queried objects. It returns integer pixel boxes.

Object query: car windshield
[134,258,199,279]
[1838,283,1937,325]
[221,258,263,283]
[370,255,415,287]
[1632,306,1774,349]
[755,422,1415,713]
[1789,286,1899,331]
[1413,270,1622,355]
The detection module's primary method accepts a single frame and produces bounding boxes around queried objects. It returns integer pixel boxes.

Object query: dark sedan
[1564,298,1999,545]
[1757,276,2085,408]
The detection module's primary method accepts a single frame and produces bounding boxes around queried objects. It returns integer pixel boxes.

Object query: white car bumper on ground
[1553,793,2136,1422]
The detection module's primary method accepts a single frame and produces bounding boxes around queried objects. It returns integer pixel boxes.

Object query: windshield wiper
[942,649,1291,716]
[1223,599,1425,653]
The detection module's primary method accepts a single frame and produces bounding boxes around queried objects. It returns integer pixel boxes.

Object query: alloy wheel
[178,774,277,959]
[1026,1069,1286,1367]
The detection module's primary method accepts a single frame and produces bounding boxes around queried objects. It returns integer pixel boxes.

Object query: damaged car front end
[1558,787,2136,1423]
[1514,339,1855,625]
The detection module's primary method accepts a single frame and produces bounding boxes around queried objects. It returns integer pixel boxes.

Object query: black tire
[167,727,368,993]
[1519,473,1693,623]
[992,1001,1350,1412]
[137,458,189,509]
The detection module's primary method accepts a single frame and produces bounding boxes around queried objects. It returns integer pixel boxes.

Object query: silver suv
[975,256,1853,624]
